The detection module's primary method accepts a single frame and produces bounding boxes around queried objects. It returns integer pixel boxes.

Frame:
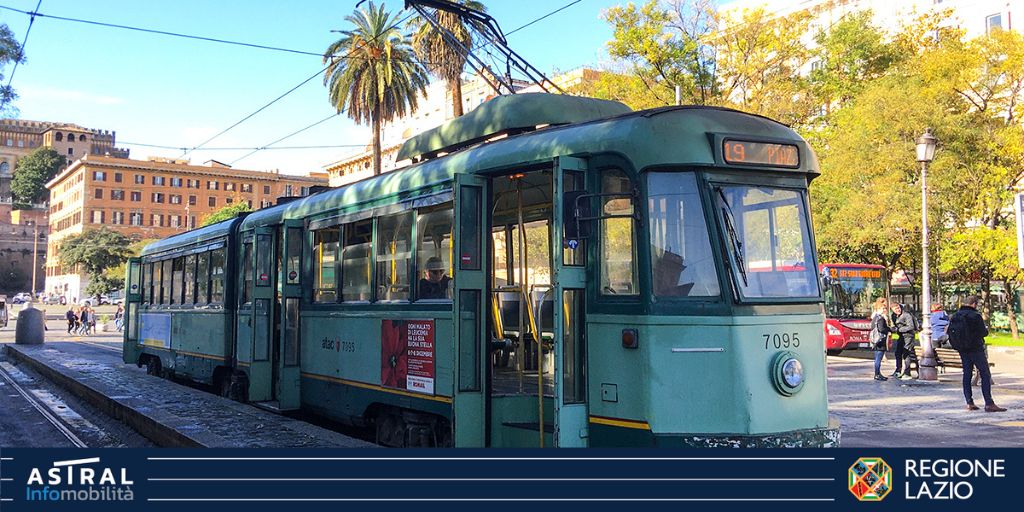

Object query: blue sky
[0,0,627,174]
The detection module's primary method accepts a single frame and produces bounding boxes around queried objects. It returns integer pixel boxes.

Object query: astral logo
[24,457,134,502]
[849,457,892,501]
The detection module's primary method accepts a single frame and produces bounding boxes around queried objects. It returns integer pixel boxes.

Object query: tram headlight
[771,352,805,396]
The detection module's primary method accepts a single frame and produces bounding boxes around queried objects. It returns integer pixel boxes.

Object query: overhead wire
[4,0,42,90]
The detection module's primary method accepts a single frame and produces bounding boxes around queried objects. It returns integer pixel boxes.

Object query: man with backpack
[947,295,1006,412]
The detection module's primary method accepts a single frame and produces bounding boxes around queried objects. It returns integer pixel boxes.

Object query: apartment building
[44,154,327,300]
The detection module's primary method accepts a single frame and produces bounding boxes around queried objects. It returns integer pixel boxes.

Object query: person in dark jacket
[65,307,77,334]
[890,303,917,379]
[930,303,950,348]
[950,295,1005,412]
[870,297,891,381]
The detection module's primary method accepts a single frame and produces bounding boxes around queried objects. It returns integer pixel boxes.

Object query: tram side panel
[298,309,456,441]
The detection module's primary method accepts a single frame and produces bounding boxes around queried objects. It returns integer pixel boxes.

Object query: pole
[919,160,937,380]
[31,223,38,298]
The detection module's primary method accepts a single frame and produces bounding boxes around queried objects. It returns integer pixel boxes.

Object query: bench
[912,345,995,375]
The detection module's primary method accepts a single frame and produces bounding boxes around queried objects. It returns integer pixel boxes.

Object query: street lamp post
[917,128,938,381]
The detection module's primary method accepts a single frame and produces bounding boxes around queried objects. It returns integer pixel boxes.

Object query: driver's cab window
[600,169,638,295]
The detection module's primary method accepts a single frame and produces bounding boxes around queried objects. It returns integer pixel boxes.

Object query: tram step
[502,421,554,434]
[252,400,283,414]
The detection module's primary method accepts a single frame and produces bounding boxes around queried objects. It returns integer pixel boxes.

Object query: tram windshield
[713,184,819,300]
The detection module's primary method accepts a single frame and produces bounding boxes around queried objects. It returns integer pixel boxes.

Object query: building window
[301,187,310,196]
[135,174,145,184]
[114,173,122,183]
[189,195,197,206]
[55,133,63,142]
[986,13,1002,33]
[112,190,125,201]
[68,148,74,156]
[153,176,166,186]
[208,196,216,207]
[226,197,233,204]
[130,212,143,226]
[112,211,124,225]
[241,183,252,193]
[171,215,181,228]
[170,194,182,204]
[225,182,235,191]
[95,189,103,199]
[170,177,182,187]
[152,214,164,227]
[0,162,8,175]
[264,185,270,194]
[79,134,86,142]
[91,210,104,224]
[152,192,165,203]
[92,171,106,182]
[189,216,196,229]
[284,185,293,196]
[131,191,142,202]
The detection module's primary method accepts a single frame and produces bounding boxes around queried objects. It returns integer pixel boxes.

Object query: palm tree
[408,1,488,118]
[323,2,429,176]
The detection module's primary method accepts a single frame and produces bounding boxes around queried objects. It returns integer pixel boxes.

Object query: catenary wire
[3,0,42,89]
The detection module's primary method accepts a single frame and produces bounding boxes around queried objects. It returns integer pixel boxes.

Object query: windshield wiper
[716,188,748,287]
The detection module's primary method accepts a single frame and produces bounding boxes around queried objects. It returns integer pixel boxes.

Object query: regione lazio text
[1,0,1024,508]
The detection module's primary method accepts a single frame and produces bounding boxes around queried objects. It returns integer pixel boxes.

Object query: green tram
[124,93,840,447]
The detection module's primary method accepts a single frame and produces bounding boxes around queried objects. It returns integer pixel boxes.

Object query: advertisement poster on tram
[380,319,435,395]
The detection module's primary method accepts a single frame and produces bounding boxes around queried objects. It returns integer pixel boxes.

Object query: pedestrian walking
[65,307,77,334]
[891,303,918,379]
[78,307,90,336]
[947,295,1006,412]
[114,304,124,332]
[869,297,891,381]
[930,303,950,348]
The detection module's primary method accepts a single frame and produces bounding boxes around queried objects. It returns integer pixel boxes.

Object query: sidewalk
[2,341,375,448]
[828,349,1024,447]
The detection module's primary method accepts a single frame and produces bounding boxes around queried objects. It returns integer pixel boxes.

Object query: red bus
[820,264,887,355]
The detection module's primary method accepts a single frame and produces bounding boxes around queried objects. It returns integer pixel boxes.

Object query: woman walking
[870,297,891,381]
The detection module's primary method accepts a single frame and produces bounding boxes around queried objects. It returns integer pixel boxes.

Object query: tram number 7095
[763,333,800,350]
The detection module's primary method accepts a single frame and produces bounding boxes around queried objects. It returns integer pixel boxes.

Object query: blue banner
[0,448,1018,511]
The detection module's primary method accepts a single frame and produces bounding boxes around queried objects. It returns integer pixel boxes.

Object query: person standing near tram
[891,303,917,379]
[869,298,891,381]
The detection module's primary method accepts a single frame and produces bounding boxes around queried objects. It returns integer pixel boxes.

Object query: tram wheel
[145,357,162,377]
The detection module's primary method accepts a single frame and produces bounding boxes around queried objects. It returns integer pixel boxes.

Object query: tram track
[0,362,89,448]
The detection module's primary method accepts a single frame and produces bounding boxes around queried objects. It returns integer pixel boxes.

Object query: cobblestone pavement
[2,340,374,448]
[828,347,1024,447]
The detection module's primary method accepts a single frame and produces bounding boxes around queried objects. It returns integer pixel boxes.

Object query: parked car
[11,292,32,304]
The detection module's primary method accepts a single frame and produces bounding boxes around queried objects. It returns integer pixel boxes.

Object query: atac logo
[849,457,893,502]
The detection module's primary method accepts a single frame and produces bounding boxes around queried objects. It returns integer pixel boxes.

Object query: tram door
[122,257,143,365]
[552,156,589,447]
[248,227,275,403]
[452,173,489,447]
[277,221,303,410]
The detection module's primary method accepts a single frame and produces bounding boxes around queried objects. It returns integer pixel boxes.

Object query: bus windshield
[714,184,819,300]
[822,266,886,319]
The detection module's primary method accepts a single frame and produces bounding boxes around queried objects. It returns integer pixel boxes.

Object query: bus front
[821,265,886,355]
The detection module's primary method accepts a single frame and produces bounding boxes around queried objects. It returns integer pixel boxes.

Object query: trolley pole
[917,129,938,381]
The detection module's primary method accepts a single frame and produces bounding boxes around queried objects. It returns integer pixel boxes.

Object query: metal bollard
[15,302,45,345]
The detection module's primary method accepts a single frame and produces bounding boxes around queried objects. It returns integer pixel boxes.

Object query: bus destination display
[723,140,799,168]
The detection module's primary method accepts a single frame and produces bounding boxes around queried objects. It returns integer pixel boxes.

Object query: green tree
[0,23,24,114]
[58,228,134,299]
[409,0,487,118]
[103,238,158,287]
[11,147,65,207]
[323,2,429,176]
[200,201,252,227]
[808,10,897,117]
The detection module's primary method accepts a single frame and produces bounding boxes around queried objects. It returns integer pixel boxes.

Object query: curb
[3,344,229,448]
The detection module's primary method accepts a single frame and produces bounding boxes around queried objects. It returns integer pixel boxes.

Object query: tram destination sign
[723,139,800,168]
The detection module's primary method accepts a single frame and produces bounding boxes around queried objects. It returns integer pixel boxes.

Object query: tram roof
[141,215,246,258]
[263,99,819,225]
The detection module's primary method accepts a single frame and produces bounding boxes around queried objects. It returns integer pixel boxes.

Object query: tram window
[459,185,482,270]
[341,219,373,302]
[600,170,638,295]
[161,260,172,305]
[376,211,413,301]
[183,254,196,305]
[647,172,720,297]
[285,298,300,366]
[415,204,453,301]
[313,228,339,302]
[152,262,162,305]
[509,221,551,286]
[563,289,586,403]
[256,234,272,287]
[143,263,153,304]
[170,257,185,305]
[286,227,302,285]
[210,248,226,303]
[241,242,253,304]
[196,251,210,305]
